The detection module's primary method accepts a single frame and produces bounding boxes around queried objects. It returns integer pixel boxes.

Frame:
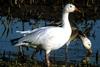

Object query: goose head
[79,34,92,54]
[64,4,80,13]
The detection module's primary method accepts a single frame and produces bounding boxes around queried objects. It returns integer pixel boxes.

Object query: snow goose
[15,4,80,67]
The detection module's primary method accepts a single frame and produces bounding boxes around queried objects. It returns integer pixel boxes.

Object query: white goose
[69,29,92,53]
[78,32,92,53]
[15,4,80,67]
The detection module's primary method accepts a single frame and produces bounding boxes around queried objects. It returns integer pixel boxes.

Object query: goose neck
[62,13,71,32]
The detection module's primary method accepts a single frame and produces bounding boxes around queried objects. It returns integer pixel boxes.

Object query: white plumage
[15,4,80,67]
[16,27,69,50]
[81,37,91,49]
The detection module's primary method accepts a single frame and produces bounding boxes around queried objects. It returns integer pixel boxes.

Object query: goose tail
[15,42,29,47]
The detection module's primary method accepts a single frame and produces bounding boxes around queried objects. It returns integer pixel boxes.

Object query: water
[0,17,100,64]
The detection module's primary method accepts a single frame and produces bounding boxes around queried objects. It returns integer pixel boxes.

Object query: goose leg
[46,54,50,67]
[45,50,51,67]
[19,46,23,55]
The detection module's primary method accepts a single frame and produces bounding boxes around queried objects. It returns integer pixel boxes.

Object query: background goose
[69,28,92,53]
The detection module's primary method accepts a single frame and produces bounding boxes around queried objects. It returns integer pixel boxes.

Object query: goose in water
[15,4,80,67]
[68,28,92,53]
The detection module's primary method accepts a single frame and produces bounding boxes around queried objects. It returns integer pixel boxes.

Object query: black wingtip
[10,37,23,45]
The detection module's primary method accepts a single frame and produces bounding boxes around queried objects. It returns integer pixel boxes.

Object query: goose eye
[88,44,91,46]
[70,5,72,7]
